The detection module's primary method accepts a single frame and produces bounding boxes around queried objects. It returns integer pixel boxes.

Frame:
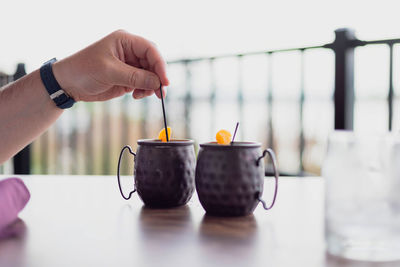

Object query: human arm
[0,30,169,163]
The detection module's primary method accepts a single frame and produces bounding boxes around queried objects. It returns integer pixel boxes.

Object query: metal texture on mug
[118,139,196,208]
[195,142,266,216]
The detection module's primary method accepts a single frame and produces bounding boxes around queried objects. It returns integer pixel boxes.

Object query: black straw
[231,122,239,144]
[160,85,169,142]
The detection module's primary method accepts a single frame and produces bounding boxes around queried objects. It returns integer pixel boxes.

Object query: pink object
[0,178,30,233]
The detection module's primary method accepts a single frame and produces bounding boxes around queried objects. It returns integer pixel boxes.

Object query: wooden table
[0,175,399,267]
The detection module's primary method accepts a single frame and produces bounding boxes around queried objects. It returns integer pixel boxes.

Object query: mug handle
[256,148,279,210]
[117,145,137,200]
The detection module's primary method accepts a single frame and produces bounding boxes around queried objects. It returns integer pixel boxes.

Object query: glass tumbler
[323,131,400,261]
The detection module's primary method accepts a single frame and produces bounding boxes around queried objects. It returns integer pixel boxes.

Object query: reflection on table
[0,175,399,267]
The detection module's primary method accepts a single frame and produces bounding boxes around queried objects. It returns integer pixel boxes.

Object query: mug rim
[137,139,194,146]
[200,141,261,148]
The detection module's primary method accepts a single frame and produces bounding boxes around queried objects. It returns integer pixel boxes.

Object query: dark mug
[195,142,279,216]
[117,139,196,208]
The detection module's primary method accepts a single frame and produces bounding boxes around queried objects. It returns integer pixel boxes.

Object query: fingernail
[145,76,159,89]
[135,91,144,98]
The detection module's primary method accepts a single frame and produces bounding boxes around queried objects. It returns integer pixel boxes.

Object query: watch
[40,58,75,109]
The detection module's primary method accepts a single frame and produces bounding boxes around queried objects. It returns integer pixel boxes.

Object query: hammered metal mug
[117,139,196,208]
[195,142,279,216]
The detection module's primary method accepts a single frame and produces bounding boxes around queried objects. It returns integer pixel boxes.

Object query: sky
[1,0,400,73]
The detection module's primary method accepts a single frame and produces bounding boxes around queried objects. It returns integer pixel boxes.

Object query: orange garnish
[158,127,171,142]
[216,129,232,145]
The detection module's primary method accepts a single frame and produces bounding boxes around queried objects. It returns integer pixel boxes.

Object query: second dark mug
[117,139,196,208]
[195,142,279,216]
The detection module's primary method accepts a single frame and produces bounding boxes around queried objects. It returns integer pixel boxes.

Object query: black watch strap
[40,58,75,109]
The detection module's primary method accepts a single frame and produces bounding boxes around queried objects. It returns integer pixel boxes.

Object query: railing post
[184,61,192,138]
[388,43,394,131]
[13,63,30,174]
[332,28,356,130]
[209,58,216,137]
[266,52,274,150]
[299,50,305,173]
[237,55,244,139]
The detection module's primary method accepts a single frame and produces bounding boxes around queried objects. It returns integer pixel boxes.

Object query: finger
[154,61,169,86]
[110,61,161,90]
[139,58,150,69]
[120,33,169,86]
[132,89,154,99]
[154,87,167,99]
[124,87,134,93]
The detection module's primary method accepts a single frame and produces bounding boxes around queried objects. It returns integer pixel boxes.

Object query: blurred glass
[323,131,400,261]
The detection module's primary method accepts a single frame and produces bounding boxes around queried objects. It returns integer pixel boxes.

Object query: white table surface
[0,175,399,267]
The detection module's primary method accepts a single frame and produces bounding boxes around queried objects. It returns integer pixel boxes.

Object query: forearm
[0,30,169,165]
[0,69,63,164]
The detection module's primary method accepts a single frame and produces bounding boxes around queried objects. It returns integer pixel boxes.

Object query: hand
[52,30,169,102]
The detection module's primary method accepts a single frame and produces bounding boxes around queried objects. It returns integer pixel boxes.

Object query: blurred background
[1,0,399,176]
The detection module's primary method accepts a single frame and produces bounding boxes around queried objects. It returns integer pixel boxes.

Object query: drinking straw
[231,122,239,144]
[160,85,169,142]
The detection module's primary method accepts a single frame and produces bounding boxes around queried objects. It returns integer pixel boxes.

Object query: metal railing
[166,28,400,174]
[1,28,399,176]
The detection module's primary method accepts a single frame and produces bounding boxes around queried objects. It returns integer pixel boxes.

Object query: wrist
[52,59,79,102]
[40,58,76,109]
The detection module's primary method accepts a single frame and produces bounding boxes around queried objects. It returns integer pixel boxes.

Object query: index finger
[119,32,170,86]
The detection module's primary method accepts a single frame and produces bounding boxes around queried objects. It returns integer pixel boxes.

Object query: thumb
[110,61,161,90]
